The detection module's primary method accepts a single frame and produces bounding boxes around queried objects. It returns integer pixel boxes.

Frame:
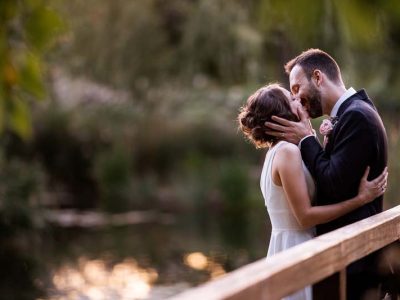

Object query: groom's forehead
[289,65,307,88]
[290,65,306,80]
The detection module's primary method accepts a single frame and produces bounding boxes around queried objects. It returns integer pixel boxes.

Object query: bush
[95,145,133,213]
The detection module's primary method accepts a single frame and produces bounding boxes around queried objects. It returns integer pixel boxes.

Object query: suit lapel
[324,89,375,154]
[336,89,375,118]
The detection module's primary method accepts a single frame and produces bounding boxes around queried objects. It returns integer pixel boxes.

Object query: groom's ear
[312,69,323,87]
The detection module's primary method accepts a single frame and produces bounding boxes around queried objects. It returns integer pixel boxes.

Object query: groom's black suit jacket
[300,89,388,236]
[301,89,388,300]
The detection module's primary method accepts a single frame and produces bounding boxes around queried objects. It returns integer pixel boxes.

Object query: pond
[4,208,268,300]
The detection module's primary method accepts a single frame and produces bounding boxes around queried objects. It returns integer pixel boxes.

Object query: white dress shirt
[330,87,357,118]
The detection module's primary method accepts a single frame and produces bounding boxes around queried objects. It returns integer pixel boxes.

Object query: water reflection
[184,252,226,279]
[184,252,208,270]
[47,252,227,299]
[0,206,267,299]
[49,258,158,299]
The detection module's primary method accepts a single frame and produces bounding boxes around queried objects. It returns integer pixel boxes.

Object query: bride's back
[260,141,315,257]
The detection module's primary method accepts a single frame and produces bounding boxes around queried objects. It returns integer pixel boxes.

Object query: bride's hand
[358,166,388,204]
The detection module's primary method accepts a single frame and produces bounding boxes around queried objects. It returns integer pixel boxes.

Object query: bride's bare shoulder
[276,142,301,159]
[274,142,302,169]
[277,142,301,156]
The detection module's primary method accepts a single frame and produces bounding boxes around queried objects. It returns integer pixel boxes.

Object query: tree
[0,0,63,139]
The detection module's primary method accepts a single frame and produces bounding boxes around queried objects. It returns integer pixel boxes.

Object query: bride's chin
[298,105,310,119]
[290,102,305,119]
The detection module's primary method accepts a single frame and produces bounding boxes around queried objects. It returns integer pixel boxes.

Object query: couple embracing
[238,49,388,299]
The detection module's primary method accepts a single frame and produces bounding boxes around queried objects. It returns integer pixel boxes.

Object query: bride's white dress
[260,141,315,300]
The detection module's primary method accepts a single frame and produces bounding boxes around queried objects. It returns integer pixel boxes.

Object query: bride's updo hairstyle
[238,83,298,148]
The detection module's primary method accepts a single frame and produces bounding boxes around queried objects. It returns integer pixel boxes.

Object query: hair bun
[251,126,265,141]
[241,112,256,128]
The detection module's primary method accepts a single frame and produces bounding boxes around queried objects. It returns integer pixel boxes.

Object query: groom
[265,49,388,299]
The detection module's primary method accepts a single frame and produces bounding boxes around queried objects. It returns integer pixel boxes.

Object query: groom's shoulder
[343,98,377,120]
[346,90,378,116]
[340,101,383,132]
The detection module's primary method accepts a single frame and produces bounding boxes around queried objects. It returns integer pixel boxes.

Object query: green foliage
[3,0,400,215]
[382,113,400,208]
[95,145,133,213]
[180,0,263,83]
[33,104,98,209]
[0,0,63,139]
[3,85,261,214]
[258,0,385,49]
[54,0,264,88]
[217,161,251,246]
[55,0,171,89]
[0,153,43,235]
[2,2,400,297]
[218,162,249,207]
[51,0,400,106]
[25,3,63,51]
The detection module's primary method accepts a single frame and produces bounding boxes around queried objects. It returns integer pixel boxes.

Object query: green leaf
[20,52,45,99]
[25,6,64,51]
[9,97,32,140]
[335,0,383,48]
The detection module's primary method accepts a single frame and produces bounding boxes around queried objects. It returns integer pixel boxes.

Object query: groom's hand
[265,106,314,145]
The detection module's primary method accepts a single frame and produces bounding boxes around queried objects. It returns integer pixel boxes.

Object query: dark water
[3,194,399,299]
[3,209,268,300]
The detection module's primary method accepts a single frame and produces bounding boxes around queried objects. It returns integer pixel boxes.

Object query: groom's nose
[292,96,301,103]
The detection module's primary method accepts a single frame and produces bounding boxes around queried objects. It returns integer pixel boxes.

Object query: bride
[238,83,388,300]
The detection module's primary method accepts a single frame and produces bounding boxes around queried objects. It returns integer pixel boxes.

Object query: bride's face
[280,87,309,120]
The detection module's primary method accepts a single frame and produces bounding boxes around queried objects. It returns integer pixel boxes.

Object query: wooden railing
[169,205,400,300]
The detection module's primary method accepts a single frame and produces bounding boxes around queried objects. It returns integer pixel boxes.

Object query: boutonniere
[319,116,338,147]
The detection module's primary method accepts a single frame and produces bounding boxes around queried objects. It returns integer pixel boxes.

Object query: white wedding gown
[260,141,315,300]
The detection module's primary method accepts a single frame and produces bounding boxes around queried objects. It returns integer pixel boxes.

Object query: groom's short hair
[285,48,342,83]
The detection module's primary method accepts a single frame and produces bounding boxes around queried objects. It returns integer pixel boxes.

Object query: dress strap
[266,141,286,174]
[261,141,287,200]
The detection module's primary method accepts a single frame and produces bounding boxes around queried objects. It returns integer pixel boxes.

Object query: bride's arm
[274,143,387,229]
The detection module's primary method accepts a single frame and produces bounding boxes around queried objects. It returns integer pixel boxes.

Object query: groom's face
[289,65,323,119]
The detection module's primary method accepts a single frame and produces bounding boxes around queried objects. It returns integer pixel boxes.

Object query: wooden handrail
[169,205,400,300]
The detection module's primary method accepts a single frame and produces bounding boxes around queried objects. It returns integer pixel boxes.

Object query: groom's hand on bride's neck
[265,107,314,145]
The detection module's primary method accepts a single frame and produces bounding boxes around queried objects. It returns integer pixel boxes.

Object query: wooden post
[339,269,346,300]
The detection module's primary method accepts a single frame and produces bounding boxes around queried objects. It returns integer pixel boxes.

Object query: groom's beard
[305,85,323,118]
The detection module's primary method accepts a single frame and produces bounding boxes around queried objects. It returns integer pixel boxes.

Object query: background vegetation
[1,0,400,299]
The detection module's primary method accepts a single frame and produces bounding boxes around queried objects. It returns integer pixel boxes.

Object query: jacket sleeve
[300,110,374,204]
